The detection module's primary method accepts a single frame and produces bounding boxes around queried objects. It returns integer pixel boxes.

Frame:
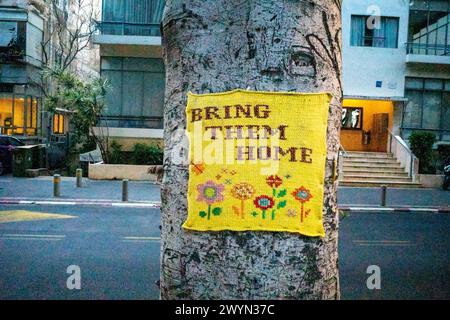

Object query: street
[0,205,161,300]
[0,203,449,299]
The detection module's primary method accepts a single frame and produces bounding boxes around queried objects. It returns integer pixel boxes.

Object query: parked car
[0,135,25,175]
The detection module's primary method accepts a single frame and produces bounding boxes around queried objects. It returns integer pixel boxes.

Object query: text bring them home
[190,104,314,163]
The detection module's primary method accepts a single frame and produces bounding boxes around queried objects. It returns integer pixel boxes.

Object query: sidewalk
[338,187,449,207]
[0,176,161,204]
[0,176,448,210]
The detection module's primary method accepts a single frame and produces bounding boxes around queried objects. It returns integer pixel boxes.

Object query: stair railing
[387,130,419,182]
[338,144,347,182]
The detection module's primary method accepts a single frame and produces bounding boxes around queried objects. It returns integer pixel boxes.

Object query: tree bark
[161,0,342,300]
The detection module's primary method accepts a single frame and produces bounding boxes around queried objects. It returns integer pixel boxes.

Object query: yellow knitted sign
[183,89,331,237]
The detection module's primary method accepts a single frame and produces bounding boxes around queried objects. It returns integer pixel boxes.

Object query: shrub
[132,143,163,165]
[109,140,123,164]
[409,131,436,174]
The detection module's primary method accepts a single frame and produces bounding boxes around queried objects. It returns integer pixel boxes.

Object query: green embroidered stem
[262,210,266,219]
[271,209,275,220]
[272,188,276,197]
[207,205,211,220]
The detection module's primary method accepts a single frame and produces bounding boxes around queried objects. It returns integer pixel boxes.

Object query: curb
[0,198,161,208]
[339,206,450,213]
[1,199,448,213]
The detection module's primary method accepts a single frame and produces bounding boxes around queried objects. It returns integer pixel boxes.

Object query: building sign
[183,90,331,237]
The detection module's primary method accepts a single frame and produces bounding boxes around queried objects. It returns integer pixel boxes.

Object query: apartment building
[0,0,100,145]
[93,0,165,150]
[341,0,450,152]
[0,0,46,142]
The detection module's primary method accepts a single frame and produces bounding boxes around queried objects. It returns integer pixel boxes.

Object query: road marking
[353,240,414,246]
[112,202,161,208]
[355,243,415,247]
[2,234,66,238]
[411,208,439,212]
[121,240,160,243]
[121,236,160,243]
[0,237,63,242]
[348,207,395,212]
[20,201,78,206]
[123,236,160,240]
[0,210,76,223]
[0,233,66,242]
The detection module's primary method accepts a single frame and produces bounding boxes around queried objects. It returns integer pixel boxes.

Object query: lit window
[53,113,65,134]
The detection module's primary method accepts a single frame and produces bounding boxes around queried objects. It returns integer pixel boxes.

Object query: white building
[341,0,450,153]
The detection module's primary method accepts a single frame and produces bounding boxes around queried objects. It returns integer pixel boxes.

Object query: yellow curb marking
[0,210,76,224]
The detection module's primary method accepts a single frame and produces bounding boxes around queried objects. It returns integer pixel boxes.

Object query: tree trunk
[161,0,342,300]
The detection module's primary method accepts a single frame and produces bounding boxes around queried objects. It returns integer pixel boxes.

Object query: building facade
[0,0,46,142]
[93,0,165,150]
[0,0,100,145]
[341,0,450,152]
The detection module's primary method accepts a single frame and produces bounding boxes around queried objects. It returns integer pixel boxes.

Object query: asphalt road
[339,211,450,300]
[0,204,449,300]
[0,205,161,300]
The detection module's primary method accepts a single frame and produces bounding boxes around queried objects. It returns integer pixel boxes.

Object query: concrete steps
[340,151,422,188]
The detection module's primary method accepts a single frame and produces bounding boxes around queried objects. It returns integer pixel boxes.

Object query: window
[101,0,165,36]
[100,57,165,129]
[0,21,26,60]
[408,0,450,56]
[342,107,363,130]
[351,15,399,48]
[53,114,65,134]
[403,77,450,141]
[0,94,40,136]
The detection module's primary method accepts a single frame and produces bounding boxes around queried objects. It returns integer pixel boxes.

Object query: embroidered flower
[197,180,225,205]
[231,183,255,218]
[292,186,313,223]
[253,195,275,211]
[266,175,283,188]
[287,208,297,218]
[292,187,313,203]
[231,183,255,201]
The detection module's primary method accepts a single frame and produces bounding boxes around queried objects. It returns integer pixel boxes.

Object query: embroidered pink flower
[197,180,225,205]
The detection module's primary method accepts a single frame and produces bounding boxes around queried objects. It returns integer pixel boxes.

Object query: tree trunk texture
[161,0,342,300]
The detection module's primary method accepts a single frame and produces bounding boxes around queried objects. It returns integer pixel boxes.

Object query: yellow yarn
[183,89,331,237]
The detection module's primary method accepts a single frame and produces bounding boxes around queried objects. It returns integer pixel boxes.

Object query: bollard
[381,185,387,207]
[76,168,82,188]
[122,179,129,202]
[54,174,61,197]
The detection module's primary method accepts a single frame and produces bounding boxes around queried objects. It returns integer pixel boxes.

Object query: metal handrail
[339,143,348,156]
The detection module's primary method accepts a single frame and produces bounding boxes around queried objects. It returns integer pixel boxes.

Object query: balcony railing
[97,115,163,129]
[97,21,161,37]
[406,42,450,56]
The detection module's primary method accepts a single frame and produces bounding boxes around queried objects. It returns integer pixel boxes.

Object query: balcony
[93,21,161,48]
[406,43,450,65]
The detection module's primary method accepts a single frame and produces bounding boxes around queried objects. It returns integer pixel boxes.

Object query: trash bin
[32,144,47,169]
[12,145,37,177]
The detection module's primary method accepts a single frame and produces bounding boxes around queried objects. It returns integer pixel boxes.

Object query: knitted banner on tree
[183,89,331,237]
